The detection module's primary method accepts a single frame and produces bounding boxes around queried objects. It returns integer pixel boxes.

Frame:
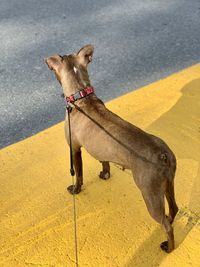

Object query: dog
[45,44,178,253]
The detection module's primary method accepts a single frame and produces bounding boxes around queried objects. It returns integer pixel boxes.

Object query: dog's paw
[99,171,110,180]
[160,241,169,252]
[160,241,172,253]
[67,185,81,195]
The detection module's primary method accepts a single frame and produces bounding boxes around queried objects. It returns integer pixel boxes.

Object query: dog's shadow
[125,212,199,267]
[125,78,200,266]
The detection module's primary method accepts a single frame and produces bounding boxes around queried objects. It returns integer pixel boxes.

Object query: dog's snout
[45,57,51,66]
[45,57,53,70]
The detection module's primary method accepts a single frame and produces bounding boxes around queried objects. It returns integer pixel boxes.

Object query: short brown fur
[45,45,178,253]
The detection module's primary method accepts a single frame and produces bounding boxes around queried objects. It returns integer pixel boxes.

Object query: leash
[63,88,94,267]
[66,103,79,267]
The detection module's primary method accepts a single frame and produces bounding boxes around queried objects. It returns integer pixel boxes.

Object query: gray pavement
[1,0,200,148]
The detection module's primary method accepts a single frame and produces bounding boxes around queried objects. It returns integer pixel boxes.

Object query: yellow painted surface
[0,64,200,267]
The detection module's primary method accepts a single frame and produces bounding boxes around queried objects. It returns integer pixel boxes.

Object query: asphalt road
[1,0,200,148]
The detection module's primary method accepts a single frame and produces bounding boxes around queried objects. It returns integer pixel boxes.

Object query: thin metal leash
[67,104,79,267]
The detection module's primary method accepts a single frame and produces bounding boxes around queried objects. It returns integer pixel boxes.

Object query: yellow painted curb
[1,64,200,267]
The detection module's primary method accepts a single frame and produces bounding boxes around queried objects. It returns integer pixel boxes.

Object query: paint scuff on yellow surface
[0,64,200,266]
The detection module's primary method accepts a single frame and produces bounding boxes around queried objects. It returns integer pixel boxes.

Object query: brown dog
[45,45,178,253]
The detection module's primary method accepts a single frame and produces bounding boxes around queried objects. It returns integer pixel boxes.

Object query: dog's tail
[159,150,177,182]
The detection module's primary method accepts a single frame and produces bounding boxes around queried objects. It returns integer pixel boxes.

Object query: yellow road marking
[1,64,200,266]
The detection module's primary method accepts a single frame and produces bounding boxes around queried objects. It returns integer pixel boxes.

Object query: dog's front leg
[67,148,83,194]
[99,161,110,180]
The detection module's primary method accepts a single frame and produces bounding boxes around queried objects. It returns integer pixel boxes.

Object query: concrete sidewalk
[0,64,200,266]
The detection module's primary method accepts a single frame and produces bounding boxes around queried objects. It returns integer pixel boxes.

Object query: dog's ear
[76,44,94,67]
[45,55,63,71]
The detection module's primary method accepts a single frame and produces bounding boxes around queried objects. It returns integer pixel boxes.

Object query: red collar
[64,87,94,104]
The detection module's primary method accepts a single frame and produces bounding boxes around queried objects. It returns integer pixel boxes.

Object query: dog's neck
[61,65,92,97]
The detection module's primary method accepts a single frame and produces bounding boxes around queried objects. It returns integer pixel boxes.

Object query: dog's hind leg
[99,161,110,180]
[67,148,83,194]
[160,215,175,253]
[141,189,175,253]
[165,181,178,224]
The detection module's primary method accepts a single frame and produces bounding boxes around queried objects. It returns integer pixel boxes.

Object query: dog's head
[45,45,94,96]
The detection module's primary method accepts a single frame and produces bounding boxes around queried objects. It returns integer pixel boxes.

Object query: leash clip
[66,102,73,112]
[66,101,74,113]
